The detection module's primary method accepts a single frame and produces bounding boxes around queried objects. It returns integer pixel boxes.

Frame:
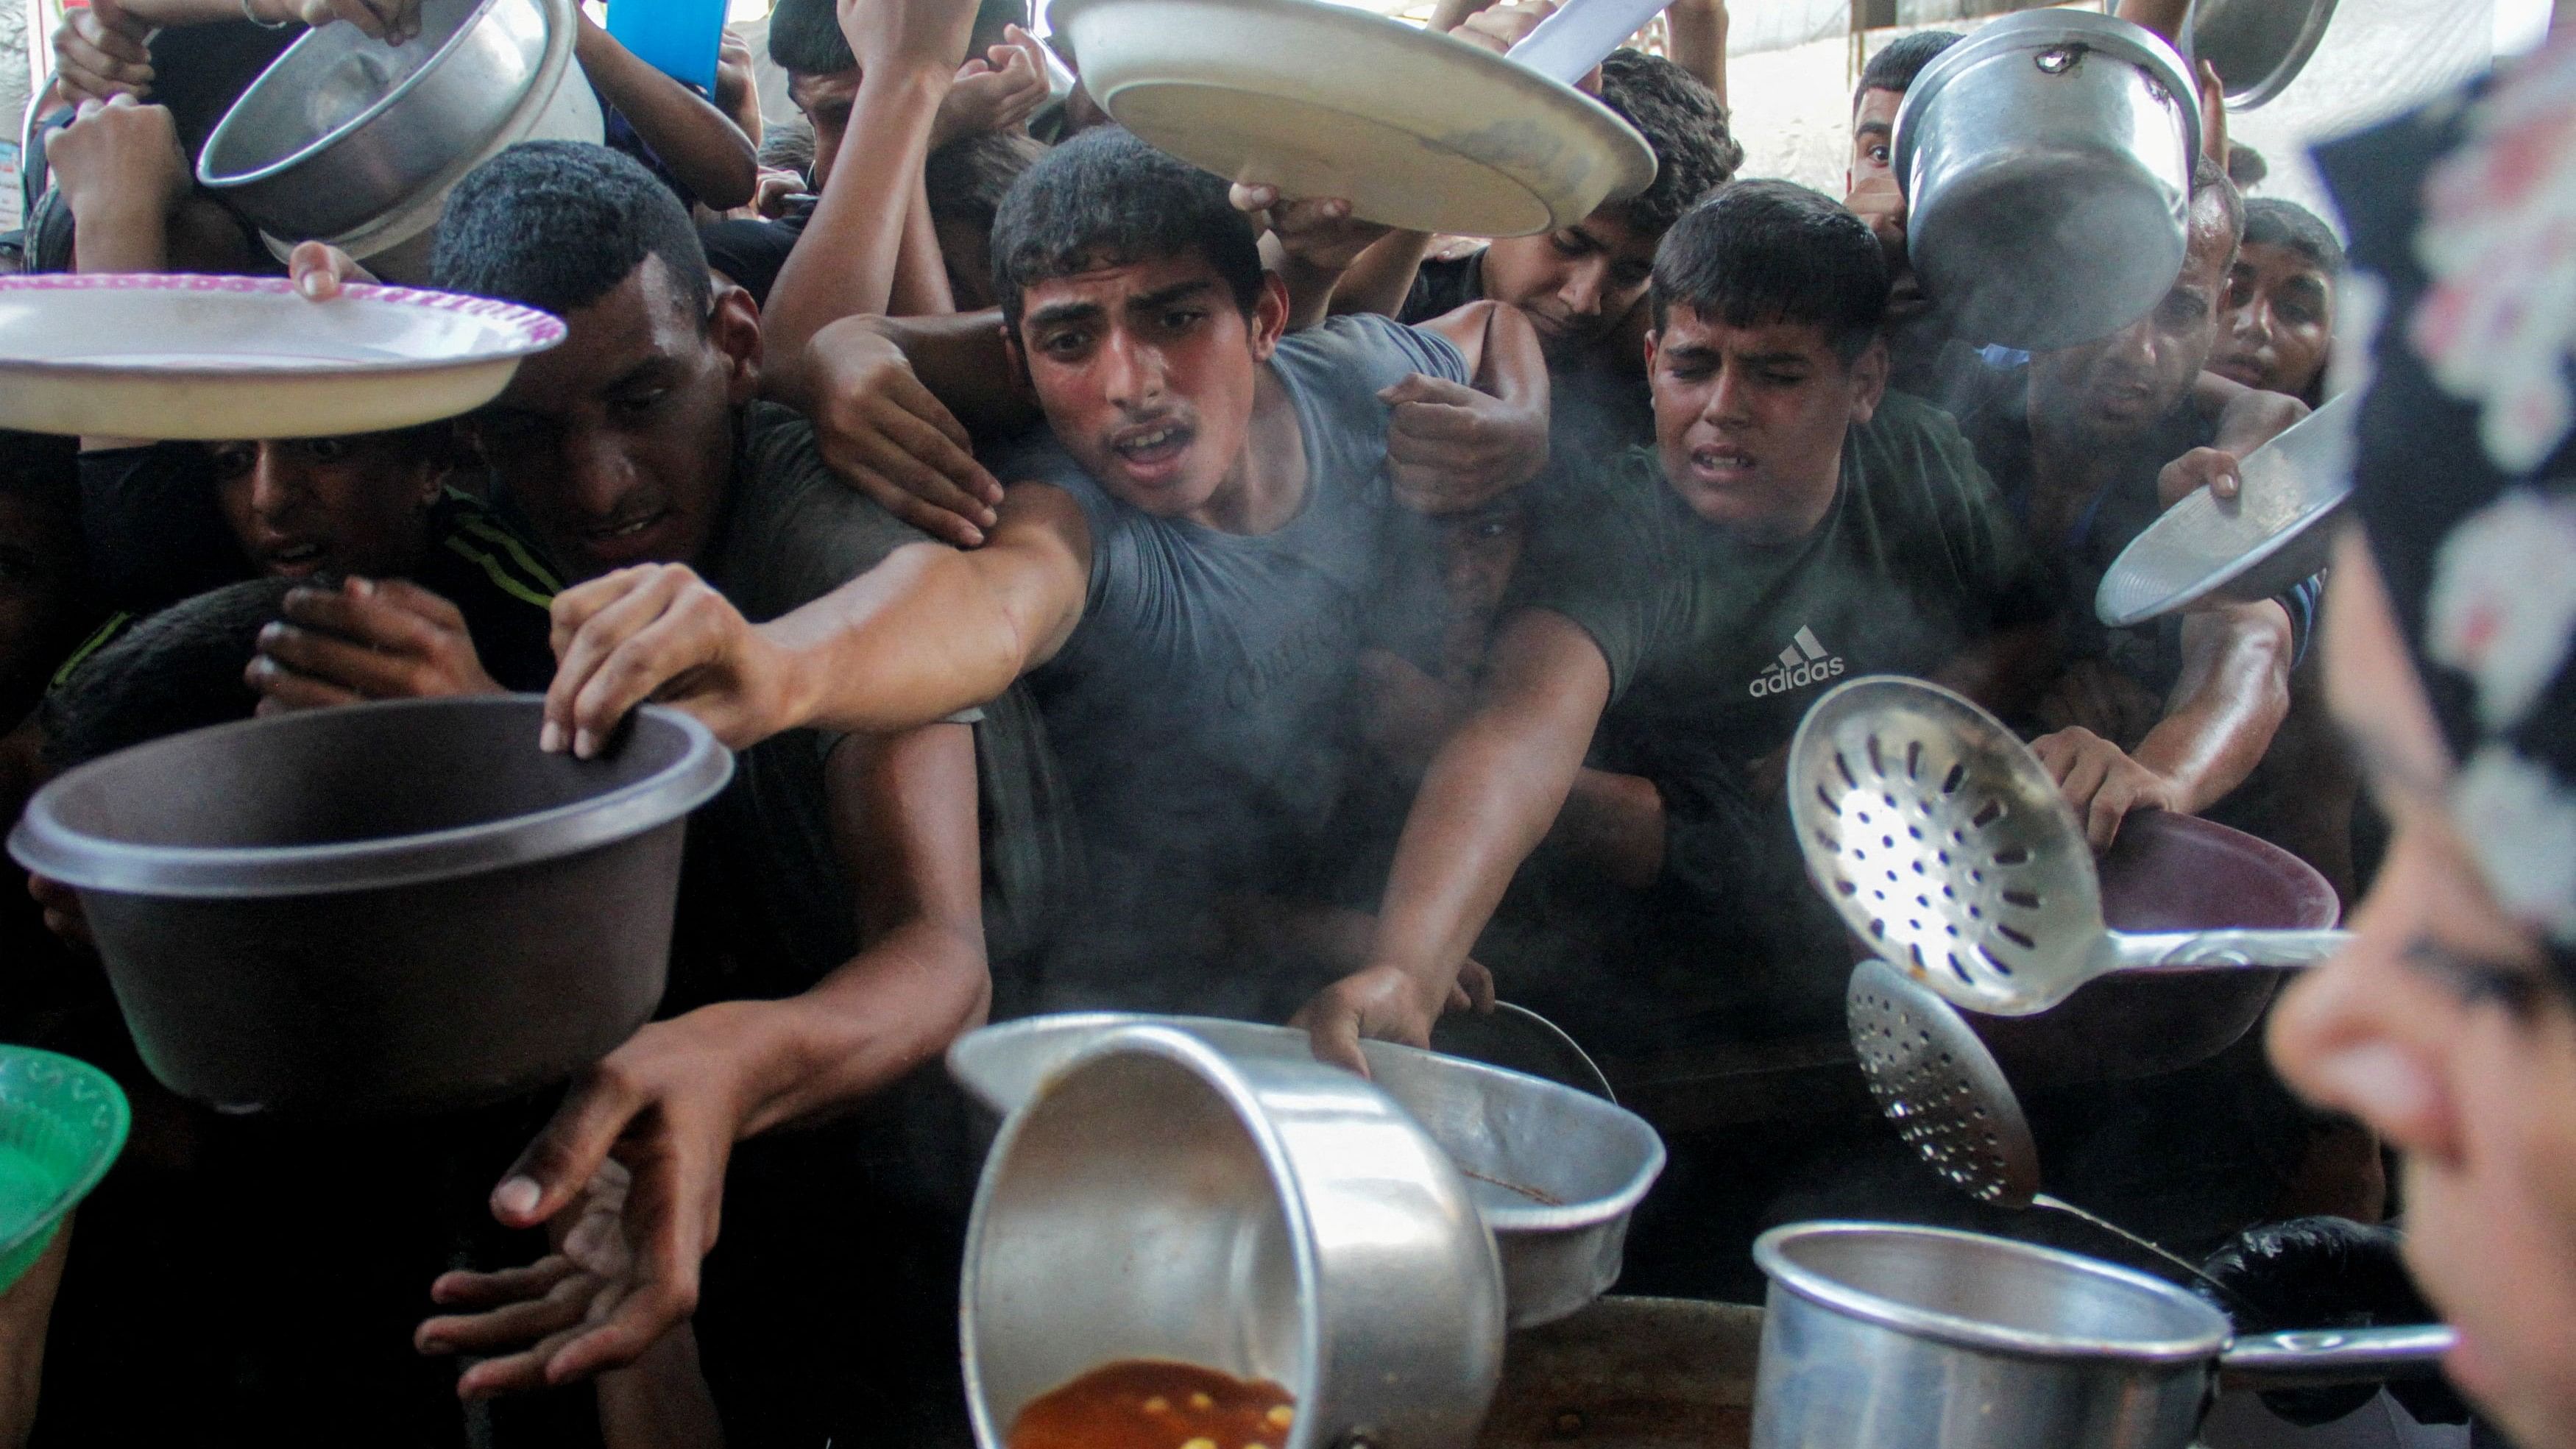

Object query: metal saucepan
[1752,1222,2454,1449]
[1788,676,2348,1017]
[2191,0,2340,110]
[7,696,731,1118]
[1893,9,2199,350]
[199,0,565,241]
[961,1024,1507,1449]
[948,1011,1665,1328]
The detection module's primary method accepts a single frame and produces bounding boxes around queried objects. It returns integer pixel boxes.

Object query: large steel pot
[1750,1222,2453,1449]
[1892,10,2199,351]
[197,0,562,241]
[963,1025,1507,1449]
[948,1011,1666,1328]
[7,696,732,1118]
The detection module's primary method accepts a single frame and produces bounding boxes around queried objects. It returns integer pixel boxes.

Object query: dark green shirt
[1515,391,2047,785]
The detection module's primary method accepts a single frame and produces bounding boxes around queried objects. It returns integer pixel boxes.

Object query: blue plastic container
[605,0,728,95]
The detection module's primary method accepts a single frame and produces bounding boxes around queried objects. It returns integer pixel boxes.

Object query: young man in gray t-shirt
[539,127,1550,1019]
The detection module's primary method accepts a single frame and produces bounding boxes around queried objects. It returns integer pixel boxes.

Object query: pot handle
[2217,1325,2457,1390]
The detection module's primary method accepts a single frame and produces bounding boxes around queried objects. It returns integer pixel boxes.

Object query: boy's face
[467,255,759,579]
[2212,238,2335,400]
[788,67,861,191]
[1010,252,1287,518]
[1478,206,1658,364]
[1850,85,1903,188]
[208,433,443,580]
[1645,302,1886,539]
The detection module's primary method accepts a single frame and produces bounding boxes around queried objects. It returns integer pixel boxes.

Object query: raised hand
[804,323,1005,547]
[933,24,1050,149]
[247,578,503,712]
[542,564,799,757]
[1380,372,1546,514]
[50,0,153,106]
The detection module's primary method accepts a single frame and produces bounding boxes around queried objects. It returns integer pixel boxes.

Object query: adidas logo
[1749,625,1846,698]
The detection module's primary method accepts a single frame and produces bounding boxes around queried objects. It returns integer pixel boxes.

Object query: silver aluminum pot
[198,0,558,241]
[946,1011,1666,1329]
[1750,1222,2454,1449]
[1892,9,2199,351]
[962,1025,1507,1449]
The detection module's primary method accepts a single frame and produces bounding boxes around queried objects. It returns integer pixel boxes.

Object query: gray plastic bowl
[8,695,731,1118]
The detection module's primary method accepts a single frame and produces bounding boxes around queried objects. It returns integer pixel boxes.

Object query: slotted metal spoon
[1845,959,2249,1304]
[1788,676,2349,1016]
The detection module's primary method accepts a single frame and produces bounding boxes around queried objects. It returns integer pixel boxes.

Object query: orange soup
[1007,1360,1297,1449]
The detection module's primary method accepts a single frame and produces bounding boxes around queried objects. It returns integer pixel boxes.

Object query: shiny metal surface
[1751,1223,2453,1449]
[1788,677,2349,1016]
[2191,0,2340,110]
[961,1025,1505,1449]
[1892,10,2198,350]
[1847,960,2039,1208]
[199,0,556,240]
[1432,1002,1617,1102]
[2097,392,2357,628]
[948,1012,1666,1328]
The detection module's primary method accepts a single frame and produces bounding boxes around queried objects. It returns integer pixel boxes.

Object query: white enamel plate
[1055,0,1657,239]
[0,273,564,441]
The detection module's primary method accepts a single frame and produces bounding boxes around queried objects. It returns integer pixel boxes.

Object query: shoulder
[1278,313,1470,391]
[724,403,943,612]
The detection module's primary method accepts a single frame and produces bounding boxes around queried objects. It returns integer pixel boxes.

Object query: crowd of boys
[0,0,2366,1440]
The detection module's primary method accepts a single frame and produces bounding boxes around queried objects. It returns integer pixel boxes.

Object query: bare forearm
[759,545,1044,735]
[1665,0,1727,107]
[765,64,950,364]
[1370,712,1591,985]
[1543,767,1664,889]
[1328,230,1437,319]
[577,24,757,209]
[69,199,169,274]
[2134,602,2292,813]
[888,166,957,317]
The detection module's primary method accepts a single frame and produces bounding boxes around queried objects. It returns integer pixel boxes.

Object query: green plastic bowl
[0,1047,130,1293]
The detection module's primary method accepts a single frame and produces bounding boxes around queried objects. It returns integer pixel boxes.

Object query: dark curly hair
[987,127,1264,336]
[1652,179,1889,364]
[1596,49,1742,238]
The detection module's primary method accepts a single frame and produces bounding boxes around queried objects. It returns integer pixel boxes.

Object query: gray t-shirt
[992,313,1471,1015]
[677,403,1075,1007]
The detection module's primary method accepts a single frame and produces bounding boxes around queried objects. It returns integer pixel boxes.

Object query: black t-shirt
[1506,393,2048,1038]
[147,20,301,163]
[991,313,1471,1017]
[674,403,1075,1010]
[59,449,559,691]
[699,197,814,308]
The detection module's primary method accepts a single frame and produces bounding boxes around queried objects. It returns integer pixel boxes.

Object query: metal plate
[2191,0,2340,110]
[1054,0,1656,238]
[1846,960,2040,1208]
[2096,392,2357,628]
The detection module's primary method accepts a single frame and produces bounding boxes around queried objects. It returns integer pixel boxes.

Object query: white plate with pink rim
[0,272,564,441]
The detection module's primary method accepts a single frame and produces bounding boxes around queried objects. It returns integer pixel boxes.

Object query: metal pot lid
[1894,7,2201,194]
[2190,0,2340,110]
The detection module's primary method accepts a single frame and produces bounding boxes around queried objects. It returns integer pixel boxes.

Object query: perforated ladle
[1789,676,2349,1017]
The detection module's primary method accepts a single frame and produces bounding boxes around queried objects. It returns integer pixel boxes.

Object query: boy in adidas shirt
[1298,182,2051,1064]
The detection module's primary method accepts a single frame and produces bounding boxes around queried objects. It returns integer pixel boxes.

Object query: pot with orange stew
[963,1026,1507,1449]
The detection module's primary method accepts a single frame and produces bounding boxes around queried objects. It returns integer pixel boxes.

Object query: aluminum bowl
[962,1025,1506,1449]
[949,1011,1666,1328]
[197,0,558,241]
[7,695,732,1118]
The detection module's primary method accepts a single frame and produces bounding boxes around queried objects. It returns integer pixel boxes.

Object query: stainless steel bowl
[962,1025,1506,1449]
[7,696,732,1118]
[949,1012,1667,1328]
[1893,10,2199,351]
[197,0,557,241]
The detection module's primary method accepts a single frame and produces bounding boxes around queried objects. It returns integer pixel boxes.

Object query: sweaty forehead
[1659,303,1838,359]
[1853,87,1903,132]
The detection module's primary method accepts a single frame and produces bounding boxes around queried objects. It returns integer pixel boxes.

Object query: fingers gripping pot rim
[961,1024,1507,1449]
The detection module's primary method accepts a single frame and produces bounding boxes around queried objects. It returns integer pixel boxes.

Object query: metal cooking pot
[948,1011,1666,1328]
[1751,1222,2453,1449]
[1892,10,2200,351]
[2192,0,2340,110]
[7,696,732,1118]
[962,1025,1507,1449]
[198,0,562,241]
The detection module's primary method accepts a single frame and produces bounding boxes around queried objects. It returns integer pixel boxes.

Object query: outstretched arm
[540,483,1091,754]
[1295,609,1612,1070]
[575,13,758,210]
[418,718,990,1394]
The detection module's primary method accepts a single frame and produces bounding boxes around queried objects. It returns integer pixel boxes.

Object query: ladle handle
[2112,928,2353,971]
[1503,0,1671,83]
[2217,1325,2457,1389]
